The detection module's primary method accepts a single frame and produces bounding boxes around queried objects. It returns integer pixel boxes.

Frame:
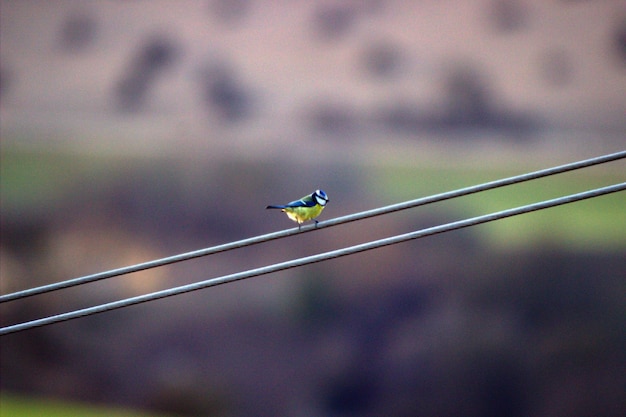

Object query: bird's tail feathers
[266,205,286,209]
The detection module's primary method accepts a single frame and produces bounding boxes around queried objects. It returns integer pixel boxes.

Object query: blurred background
[1,1,625,416]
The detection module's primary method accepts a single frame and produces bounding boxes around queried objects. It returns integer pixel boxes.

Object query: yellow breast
[283,204,325,224]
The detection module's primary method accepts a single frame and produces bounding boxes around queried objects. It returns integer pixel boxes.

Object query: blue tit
[266,189,329,229]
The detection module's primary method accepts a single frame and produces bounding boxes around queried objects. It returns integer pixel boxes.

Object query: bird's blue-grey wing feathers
[266,200,312,209]
[285,198,316,208]
[266,194,317,209]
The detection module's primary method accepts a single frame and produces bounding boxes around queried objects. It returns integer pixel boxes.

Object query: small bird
[266,189,329,229]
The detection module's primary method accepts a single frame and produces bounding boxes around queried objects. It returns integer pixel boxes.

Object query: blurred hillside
[1,1,626,417]
[1,0,625,154]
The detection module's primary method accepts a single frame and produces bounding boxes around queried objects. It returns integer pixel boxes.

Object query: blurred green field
[372,163,626,250]
[0,148,136,212]
[0,393,169,417]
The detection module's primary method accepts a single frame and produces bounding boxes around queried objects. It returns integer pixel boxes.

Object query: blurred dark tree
[58,12,97,52]
[114,35,179,112]
[613,19,626,66]
[487,0,529,34]
[375,62,538,138]
[197,63,252,123]
[443,64,493,126]
[311,4,357,41]
[359,40,404,80]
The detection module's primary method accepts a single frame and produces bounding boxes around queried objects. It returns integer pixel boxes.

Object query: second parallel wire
[2,182,624,336]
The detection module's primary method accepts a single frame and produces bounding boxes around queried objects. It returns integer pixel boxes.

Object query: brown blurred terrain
[1,1,625,416]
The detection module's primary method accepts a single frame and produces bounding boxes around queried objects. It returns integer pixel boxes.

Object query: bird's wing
[285,197,316,208]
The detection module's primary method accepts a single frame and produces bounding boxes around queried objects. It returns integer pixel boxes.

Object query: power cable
[1,150,624,303]
[1,181,623,336]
